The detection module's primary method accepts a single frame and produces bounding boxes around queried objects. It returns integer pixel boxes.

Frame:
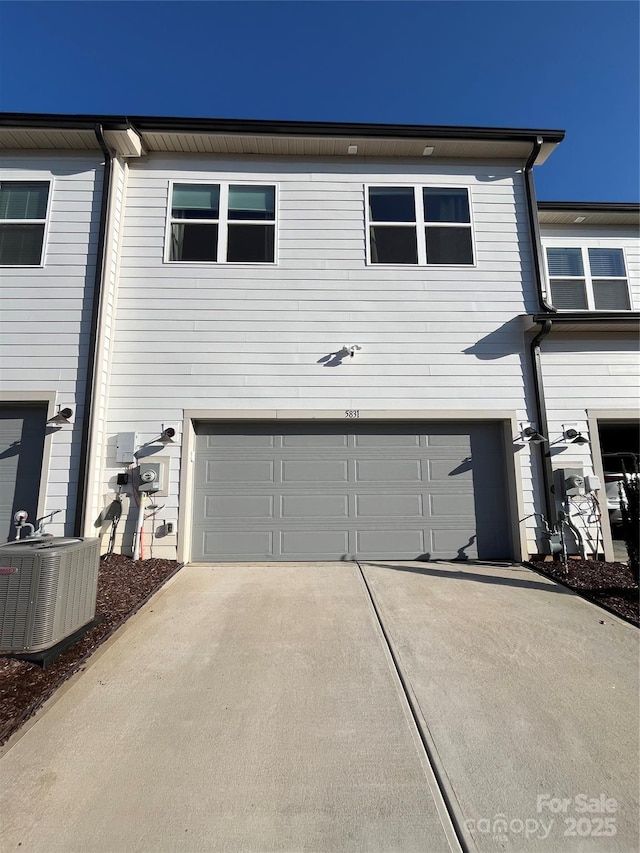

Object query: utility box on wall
[116,432,138,464]
[554,467,586,499]
[137,458,169,497]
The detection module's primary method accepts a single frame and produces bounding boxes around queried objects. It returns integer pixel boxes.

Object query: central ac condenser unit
[0,537,100,654]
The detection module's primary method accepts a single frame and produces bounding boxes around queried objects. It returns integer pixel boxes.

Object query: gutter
[0,111,566,145]
[537,201,640,214]
[0,112,130,131]
[73,125,114,536]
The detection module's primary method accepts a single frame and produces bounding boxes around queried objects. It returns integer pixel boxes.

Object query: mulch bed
[528,558,639,626]
[0,554,181,746]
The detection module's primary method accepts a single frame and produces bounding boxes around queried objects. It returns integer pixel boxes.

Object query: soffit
[538,208,639,227]
[136,131,535,161]
[0,128,99,150]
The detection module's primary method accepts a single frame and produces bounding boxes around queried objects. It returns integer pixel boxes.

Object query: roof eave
[0,112,565,144]
[538,202,640,214]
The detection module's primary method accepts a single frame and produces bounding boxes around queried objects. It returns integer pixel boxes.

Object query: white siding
[103,154,543,557]
[541,336,639,437]
[0,155,103,535]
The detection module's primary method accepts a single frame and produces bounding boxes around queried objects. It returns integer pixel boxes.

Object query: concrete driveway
[1,561,638,852]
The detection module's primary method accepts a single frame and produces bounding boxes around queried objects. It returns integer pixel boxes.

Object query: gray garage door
[192,421,512,562]
[0,404,47,543]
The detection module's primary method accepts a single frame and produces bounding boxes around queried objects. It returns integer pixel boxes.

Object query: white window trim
[0,178,53,268]
[165,179,278,266]
[364,184,476,268]
[545,245,632,311]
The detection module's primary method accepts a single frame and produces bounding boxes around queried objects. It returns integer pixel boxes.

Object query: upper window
[0,181,50,266]
[367,186,473,265]
[169,182,276,263]
[546,247,631,310]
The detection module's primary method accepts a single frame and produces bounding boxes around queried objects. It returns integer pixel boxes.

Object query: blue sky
[0,1,638,201]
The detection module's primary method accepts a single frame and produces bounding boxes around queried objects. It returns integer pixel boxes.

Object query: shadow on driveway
[362,560,574,595]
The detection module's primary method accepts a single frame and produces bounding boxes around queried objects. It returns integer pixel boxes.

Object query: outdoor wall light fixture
[47,407,74,425]
[522,426,548,444]
[565,428,589,445]
[341,344,362,358]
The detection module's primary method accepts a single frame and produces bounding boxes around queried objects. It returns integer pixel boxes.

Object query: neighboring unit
[533,202,640,559]
[0,114,637,563]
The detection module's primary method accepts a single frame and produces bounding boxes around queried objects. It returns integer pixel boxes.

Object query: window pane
[593,280,631,310]
[588,248,626,278]
[228,186,275,220]
[370,226,417,264]
[171,184,219,219]
[546,248,583,277]
[170,223,218,261]
[550,279,588,310]
[425,227,473,265]
[227,224,275,262]
[0,182,49,220]
[0,224,44,264]
[368,188,415,222]
[423,188,470,223]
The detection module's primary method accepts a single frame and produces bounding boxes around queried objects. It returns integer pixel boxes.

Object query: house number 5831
[345,410,360,418]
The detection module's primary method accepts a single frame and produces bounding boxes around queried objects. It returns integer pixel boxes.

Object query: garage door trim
[178,409,526,563]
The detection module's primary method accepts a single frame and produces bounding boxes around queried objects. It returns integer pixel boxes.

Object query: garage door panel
[204,460,274,485]
[428,459,473,482]
[431,528,477,554]
[427,433,472,447]
[202,530,274,558]
[355,460,422,482]
[429,493,475,517]
[356,529,426,554]
[192,421,512,561]
[205,433,276,449]
[354,433,421,448]
[281,494,349,519]
[283,433,348,448]
[204,495,274,519]
[281,530,349,556]
[282,460,348,482]
[356,494,423,518]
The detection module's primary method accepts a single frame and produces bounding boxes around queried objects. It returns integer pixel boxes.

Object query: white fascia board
[534,140,561,165]
[104,128,145,158]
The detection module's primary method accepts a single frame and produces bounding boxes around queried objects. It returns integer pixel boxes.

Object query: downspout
[530,319,556,530]
[73,125,114,536]
[524,136,556,313]
[524,137,557,534]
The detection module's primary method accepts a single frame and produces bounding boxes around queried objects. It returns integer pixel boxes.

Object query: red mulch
[528,558,639,626]
[0,554,180,746]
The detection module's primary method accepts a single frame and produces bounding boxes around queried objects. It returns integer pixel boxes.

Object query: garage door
[0,404,47,543]
[191,421,512,562]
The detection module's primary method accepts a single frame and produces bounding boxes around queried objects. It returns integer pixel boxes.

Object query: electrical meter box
[138,461,165,493]
[554,467,586,498]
